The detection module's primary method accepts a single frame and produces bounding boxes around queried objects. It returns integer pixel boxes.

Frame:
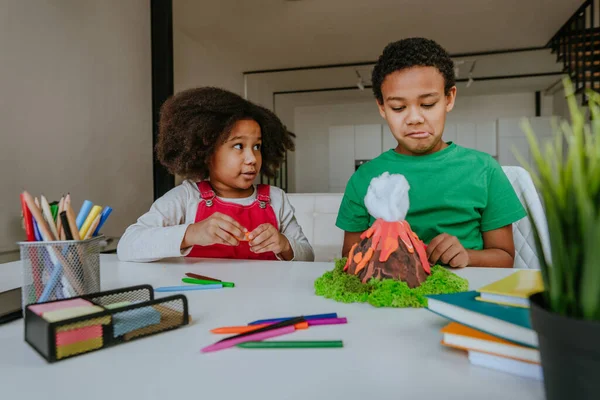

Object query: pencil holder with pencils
[24,284,189,363]
[18,236,103,308]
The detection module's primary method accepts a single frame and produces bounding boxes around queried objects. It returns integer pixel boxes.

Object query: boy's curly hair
[156,87,295,180]
[371,37,455,104]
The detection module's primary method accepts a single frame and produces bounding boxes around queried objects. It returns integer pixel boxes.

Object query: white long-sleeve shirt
[117,180,315,262]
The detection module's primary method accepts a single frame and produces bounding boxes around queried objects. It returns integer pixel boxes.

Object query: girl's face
[209,119,262,197]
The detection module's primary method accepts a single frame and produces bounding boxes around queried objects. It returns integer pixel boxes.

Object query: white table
[0,255,543,399]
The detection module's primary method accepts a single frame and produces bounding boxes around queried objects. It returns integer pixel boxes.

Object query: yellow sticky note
[56,316,111,333]
[43,305,104,323]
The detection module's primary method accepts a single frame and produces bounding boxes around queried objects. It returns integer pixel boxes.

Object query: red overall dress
[186,181,278,260]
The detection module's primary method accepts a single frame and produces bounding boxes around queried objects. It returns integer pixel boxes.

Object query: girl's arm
[117,184,192,262]
[275,190,315,262]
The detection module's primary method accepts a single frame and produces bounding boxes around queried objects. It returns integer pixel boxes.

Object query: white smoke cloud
[364,172,410,222]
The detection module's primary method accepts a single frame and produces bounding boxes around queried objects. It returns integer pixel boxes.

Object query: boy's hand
[181,212,246,248]
[426,233,470,268]
[248,223,293,260]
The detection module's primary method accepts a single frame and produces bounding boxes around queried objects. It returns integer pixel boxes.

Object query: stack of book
[426,270,544,380]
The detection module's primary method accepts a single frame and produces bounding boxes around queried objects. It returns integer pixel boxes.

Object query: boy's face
[209,119,262,196]
[377,66,456,156]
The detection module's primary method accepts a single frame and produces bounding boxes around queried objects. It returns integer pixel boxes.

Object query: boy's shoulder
[452,144,496,163]
[352,150,396,179]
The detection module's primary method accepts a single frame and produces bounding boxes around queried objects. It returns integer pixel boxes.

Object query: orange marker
[211,321,308,335]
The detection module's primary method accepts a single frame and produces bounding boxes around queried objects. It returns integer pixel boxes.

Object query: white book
[468,350,543,380]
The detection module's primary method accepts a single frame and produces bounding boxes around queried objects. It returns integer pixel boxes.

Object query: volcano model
[343,172,430,288]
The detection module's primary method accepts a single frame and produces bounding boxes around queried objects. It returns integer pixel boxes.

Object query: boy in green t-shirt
[336,38,526,269]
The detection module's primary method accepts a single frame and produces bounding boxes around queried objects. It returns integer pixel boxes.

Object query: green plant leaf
[515,78,600,320]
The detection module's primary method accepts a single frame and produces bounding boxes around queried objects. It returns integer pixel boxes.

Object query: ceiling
[174,0,583,71]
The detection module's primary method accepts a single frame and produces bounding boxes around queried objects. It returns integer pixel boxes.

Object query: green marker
[182,277,235,288]
[236,340,343,349]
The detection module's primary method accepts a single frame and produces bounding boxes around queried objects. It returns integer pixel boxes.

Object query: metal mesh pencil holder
[18,236,103,308]
[24,285,190,362]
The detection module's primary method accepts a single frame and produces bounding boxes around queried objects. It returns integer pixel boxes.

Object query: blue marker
[154,284,223,292]
[248,313,338,325]
[75,200,93,230]
[32,219,42,241]
[93,206,112,236]
[38,261,63,302]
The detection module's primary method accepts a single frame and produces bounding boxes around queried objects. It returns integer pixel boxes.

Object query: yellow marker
[79,205,102,239]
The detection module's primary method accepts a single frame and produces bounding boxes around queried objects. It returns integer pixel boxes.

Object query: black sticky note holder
[24,284,189,363]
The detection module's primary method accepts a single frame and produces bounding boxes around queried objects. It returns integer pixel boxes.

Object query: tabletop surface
[0,255,543,400]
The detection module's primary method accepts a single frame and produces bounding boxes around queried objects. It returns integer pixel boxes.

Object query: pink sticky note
[29,298,94,316]
[56,325,103,346]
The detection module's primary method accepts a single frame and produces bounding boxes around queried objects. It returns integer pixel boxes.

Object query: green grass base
[314,258,469,308]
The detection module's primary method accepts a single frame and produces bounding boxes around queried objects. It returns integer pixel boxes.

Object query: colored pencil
[217,316,306,343]
[185,272,221,282]
[154,284,223,292]
[201,326,296,353]
[237,340,343,349]
[211,321,309,335]
[248,313,337,325]
[307,317,348,326]
[182,277,234,288]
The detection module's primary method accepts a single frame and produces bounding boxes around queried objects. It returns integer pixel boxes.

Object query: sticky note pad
[56,316,111,333]
[42,305,104,323]
[105,301,132,310]
[56,337,103,360]
[113,306,161,337]
[29,298,94,316]
[56,325,103,346]
[123,305,184,341]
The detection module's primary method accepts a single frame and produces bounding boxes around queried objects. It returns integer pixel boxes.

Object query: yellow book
[476,270,543,308]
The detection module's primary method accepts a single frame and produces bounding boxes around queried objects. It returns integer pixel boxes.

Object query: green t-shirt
[335,142,527,250]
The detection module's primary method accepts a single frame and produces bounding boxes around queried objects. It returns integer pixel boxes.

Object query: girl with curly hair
[117,87,314,262]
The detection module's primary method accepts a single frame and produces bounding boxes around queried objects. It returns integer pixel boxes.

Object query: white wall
[293,92,553,193]
[294,101,383,193]
[173,27,244,94]
[448,92,552,123]
[274,96,297,192]
[0,0,152,252]
[552,89,570,120]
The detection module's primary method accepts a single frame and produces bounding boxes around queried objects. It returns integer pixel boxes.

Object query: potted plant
[519,78,600,400]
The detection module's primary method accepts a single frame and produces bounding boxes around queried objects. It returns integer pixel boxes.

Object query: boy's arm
[427,224,515,268]
[342,231,363,257]
[468,225,515,268]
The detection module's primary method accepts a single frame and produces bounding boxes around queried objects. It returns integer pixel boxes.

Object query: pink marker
[307,317,348,326]
[201,326,296,353]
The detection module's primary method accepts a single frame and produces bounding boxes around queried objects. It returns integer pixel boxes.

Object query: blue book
[425,291,538,348]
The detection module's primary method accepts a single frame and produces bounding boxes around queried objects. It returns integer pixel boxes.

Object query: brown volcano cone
[344,219,431,289]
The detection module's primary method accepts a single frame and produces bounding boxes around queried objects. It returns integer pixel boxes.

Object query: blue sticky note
[112,306,161,337]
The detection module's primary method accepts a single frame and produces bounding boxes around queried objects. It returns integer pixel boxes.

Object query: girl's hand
[248,223,293,260]
[181,212,246,248]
